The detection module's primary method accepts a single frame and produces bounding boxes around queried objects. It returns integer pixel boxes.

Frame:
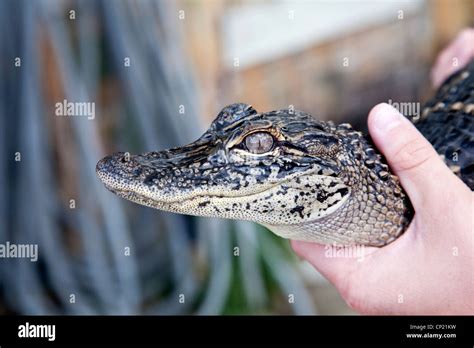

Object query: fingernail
[373,103,402,132]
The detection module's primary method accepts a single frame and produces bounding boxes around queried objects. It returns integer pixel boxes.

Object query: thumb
[368,103,459,209]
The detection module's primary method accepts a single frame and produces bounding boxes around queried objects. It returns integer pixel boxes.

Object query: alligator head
[96,103,412,246]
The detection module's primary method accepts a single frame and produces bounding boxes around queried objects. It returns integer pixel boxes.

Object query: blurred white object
[222,0,425,68]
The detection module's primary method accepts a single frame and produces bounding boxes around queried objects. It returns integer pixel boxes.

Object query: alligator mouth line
[104,166,326,205]
[106,179,285,205]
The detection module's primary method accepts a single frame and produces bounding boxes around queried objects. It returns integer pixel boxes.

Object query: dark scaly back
[415,59,474,189]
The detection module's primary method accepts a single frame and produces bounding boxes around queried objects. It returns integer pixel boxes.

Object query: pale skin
[292,29,474,314]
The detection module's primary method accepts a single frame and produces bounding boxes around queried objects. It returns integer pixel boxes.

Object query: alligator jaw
[96,151,349,226]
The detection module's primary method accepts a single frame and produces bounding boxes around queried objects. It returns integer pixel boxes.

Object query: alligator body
[96,60,474,247]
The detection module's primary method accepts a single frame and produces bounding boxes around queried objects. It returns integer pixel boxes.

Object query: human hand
[292,103,474,314]
[431,28,474,88]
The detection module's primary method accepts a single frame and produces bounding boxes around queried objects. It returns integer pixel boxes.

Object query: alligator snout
[96,152,144,192]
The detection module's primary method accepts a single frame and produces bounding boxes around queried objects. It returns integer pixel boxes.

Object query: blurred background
[0,0,472,315]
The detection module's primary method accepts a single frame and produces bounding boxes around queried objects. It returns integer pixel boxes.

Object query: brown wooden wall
[180,0,473,129]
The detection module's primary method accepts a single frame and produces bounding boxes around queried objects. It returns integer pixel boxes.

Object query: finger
[368,103,458,209]
[291,240,377,287]
[431,48,453,88]
[431,28,474,88]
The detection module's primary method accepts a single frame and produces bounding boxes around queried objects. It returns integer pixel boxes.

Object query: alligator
[96,60,474,247]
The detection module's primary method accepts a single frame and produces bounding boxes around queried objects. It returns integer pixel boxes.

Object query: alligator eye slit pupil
[244,132,274,154]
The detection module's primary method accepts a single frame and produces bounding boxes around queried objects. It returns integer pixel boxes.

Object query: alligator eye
[244,132,274,154]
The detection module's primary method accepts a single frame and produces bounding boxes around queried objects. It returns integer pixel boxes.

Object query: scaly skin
[96,60,474,247]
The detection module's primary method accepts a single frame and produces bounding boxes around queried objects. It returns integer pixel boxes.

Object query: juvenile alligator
[96,60,474,247]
